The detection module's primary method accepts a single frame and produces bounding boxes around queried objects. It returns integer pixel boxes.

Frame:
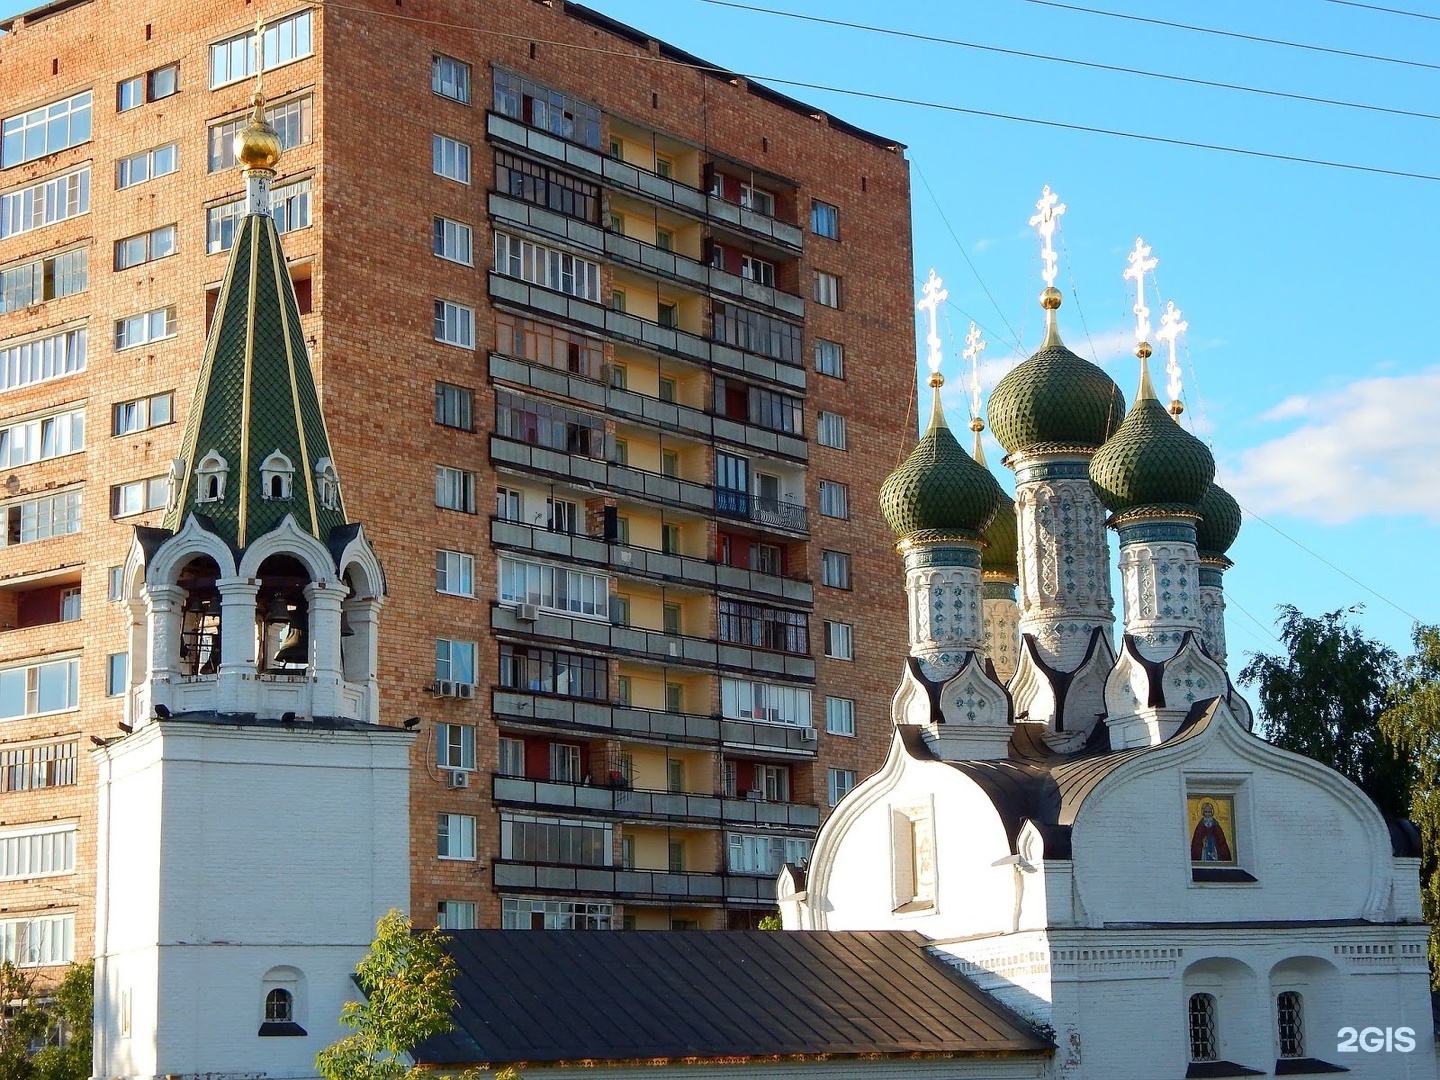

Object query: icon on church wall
[1187,794,1236,865]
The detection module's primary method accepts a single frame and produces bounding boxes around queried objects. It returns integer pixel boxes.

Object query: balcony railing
[493,859,778,903]
[714,490,808,534]
[489,518,813,604]
[492,690,822,756]
[491,604,817,680]
[493,775,820,828]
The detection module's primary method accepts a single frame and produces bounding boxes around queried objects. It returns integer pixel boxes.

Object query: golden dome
[235,92,282,172]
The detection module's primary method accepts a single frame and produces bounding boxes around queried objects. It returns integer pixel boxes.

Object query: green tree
[0,961,47,1080]
[31,959,92,1080]
[315,910,462,1080]
[1379,624,1440,987]
[1240,605,1410,818]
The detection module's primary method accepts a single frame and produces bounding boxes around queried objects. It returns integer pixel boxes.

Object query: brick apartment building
[0,0,914,955]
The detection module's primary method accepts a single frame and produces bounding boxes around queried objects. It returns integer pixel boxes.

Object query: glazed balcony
[489,272,806,392]
[492,691,821,757]
[492,859,778,904]
[492,775,821,829]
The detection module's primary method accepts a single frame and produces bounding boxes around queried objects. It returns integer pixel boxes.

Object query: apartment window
[0,490,81,546]
[110,476,168,517]
[718,599,808,654]
[817,411,847,450]
[661,523,681,555]
[501,897,612,930]
[711,301,801,366]
[434,466,475,513]
[655,228,673,251]
[1276,991,1304,1059]
[614,516,630,544]
[271,179,311,234]
[0,248,86,315]
[814,271,841,308]
[660,449,678,477]
[755,763,790,802]
[205,201,244,254]
[819,480,849,519]
[493,233,601,301]
[436,813,477,860]
[1,168,90,239]
[105,653,127,697]
[609,139,623,160]
[434,382,473,430]
[114,307,176,350]
[0,822,75,881]
[657,376,676,403]
[117,64,178,111]
[825,621,854,661]
[501,815,611,866]
[739,184,774,216]
[549,743,581,783]
[720,679,811,727]
[495,390,605,458]
[0,407,84,468]
[615,676,631,707]
[815,338,845,379]
[827,768,856,807]
[113,391,171,436]
[825,696,855,736]
[498,737,525,777]
[609,289,626,313]
[657,302,678,329]
[713,376,802,436]
[611,596,630,627]
[433,301,475,348]
[498,643,605,700]
[546,498,578,534]
[498,557,608,620]
[107,567,124,602]
[433,216,473,265]
[208,96,313,172]
[435,639,477,687]
[438,724,475,771]
[740,254,775,286]
[432,134,471,183]
[0,914,74,967]
[2,91,92,167]
[665,683,683,714]
[1188,993,1218,1063]
[810,200,839,238]
[115,226,176,272]
[667,839,685,872]
[492,68,602,150]
[0,657,79,719]
[494,150,600,222]
[663,603,682,636]
[209,10,312,88]
[435,550,474,597]
[0,740,77,793]
[726,833,810,876]
[437,901,476,930]
[116,143,178,189]
[432,54,472,104]
[613,439,628,465]
[655,155,673,178]
[495,312,605,380]
[821,550,851,589]
[496,487,523,522]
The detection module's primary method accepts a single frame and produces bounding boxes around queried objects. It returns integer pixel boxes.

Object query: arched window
[259,450,294,501]
[264,988,293,1023]
[1188,993,1218,1063]
[195,450,228,504]
[1277,990,1304,1058]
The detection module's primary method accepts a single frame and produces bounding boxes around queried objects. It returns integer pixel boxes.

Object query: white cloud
[971,238,996,254]
[1225,370,1440,524]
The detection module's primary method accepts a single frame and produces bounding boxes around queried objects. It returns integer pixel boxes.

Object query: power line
[1022,0,1440,73]
[1321,0,1440,22]
[696,0,1440,124]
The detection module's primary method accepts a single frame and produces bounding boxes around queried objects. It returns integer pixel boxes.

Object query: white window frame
[0,913,74,966]
[432,54,472,104]
[2,91,92,168]
[433,300,475,348]
[814,270,841,308]
[739,184,774,216]
[0,822,75,881]
[432,133,471,184]
[493,232,601,301]
[208,96,313,173]
[110,475,168,518]
[825,621,853,661]
[1,167,90,240]
[498,736,525,778]
[726,832,809,876]
[434,465,475,513]
[0,247,87,314]
[114,306,176,350]
[0,489,81,547]
[209,10,313,90]
[720,678,812,728]
[819,480,849,519]
[817,411,847,450]
[740,254,775,286]
[498,556,610,621]
[106,652,127,696]
[0,407,85,468]
[0,657,80,719]
[436,813,477,861]
[437,723,476,771]
[825,696,855,736]
[815,338,844,379]
[435,549,475,597]
[810,199,839,239]
[113,391,173,436]
[434,638,477,686]
[827,768,857,806]
[115,225,177,270]
[437,900,477,929]
[433,216,473,265]
[116,143,178,189]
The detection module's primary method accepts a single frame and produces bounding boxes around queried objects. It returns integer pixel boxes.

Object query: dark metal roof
[414,930,1054,1067]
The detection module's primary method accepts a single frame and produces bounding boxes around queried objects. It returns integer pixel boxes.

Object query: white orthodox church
[779,202,1436,1079]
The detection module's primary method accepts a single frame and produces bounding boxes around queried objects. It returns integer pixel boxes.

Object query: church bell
[273,623,309,666]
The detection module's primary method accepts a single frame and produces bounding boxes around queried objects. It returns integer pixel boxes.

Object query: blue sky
[5,0,1432,671]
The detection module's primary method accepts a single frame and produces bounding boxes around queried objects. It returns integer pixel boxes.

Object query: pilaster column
[1198,559,1230,665]
[901,540,983,679]
[216,577,260,713]
[1115,516,1203,661]
[143,585,185,715]
[981,579,1021,683]
[342,597,382,724]
[305,580,347,718]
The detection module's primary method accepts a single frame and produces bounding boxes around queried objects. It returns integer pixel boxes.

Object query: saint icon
[1189,798,1233,863]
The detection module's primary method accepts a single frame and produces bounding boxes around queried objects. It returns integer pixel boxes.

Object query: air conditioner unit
[517,603,539,622]
[746,788,764,801]
[455,682,475,700]
[432,680,454,698]
[799,727,818,744]
[446,769,470,789]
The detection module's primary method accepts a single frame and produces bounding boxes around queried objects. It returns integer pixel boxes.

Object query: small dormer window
[314,457,340,510]
[260,450,294,501]
[195,451,228,504]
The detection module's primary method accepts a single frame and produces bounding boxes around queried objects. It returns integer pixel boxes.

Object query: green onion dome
[1195,481,1242,558]
[988,290,1126,455]
[971,427,1018,579]
[880,383,1001,542]
[1088,355,1215,517]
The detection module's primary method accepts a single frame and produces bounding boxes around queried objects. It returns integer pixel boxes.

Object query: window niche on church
[195,450,228,503]
[1187,788,1257,883]
[259,450,295,500]
[890,801,936,914]
[258,966,307,1037]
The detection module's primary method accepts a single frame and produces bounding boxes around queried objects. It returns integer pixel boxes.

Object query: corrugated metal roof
[415,930,1054,1066]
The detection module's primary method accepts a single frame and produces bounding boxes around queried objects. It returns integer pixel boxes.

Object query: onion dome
[971,425,1018,579]
[235,91,282,173]
[1088,349,1215,517]
[989,288,1126,455]
[1196,481,1241,558]
[881,378,1001,542]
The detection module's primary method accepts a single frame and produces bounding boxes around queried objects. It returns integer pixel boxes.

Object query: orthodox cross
[1028,185,1066,288]
[963,321,986,424]
[252,13,266,95]
[1123,236,1158,344]
[1156,300,1189,414]
[916,269,948,375]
